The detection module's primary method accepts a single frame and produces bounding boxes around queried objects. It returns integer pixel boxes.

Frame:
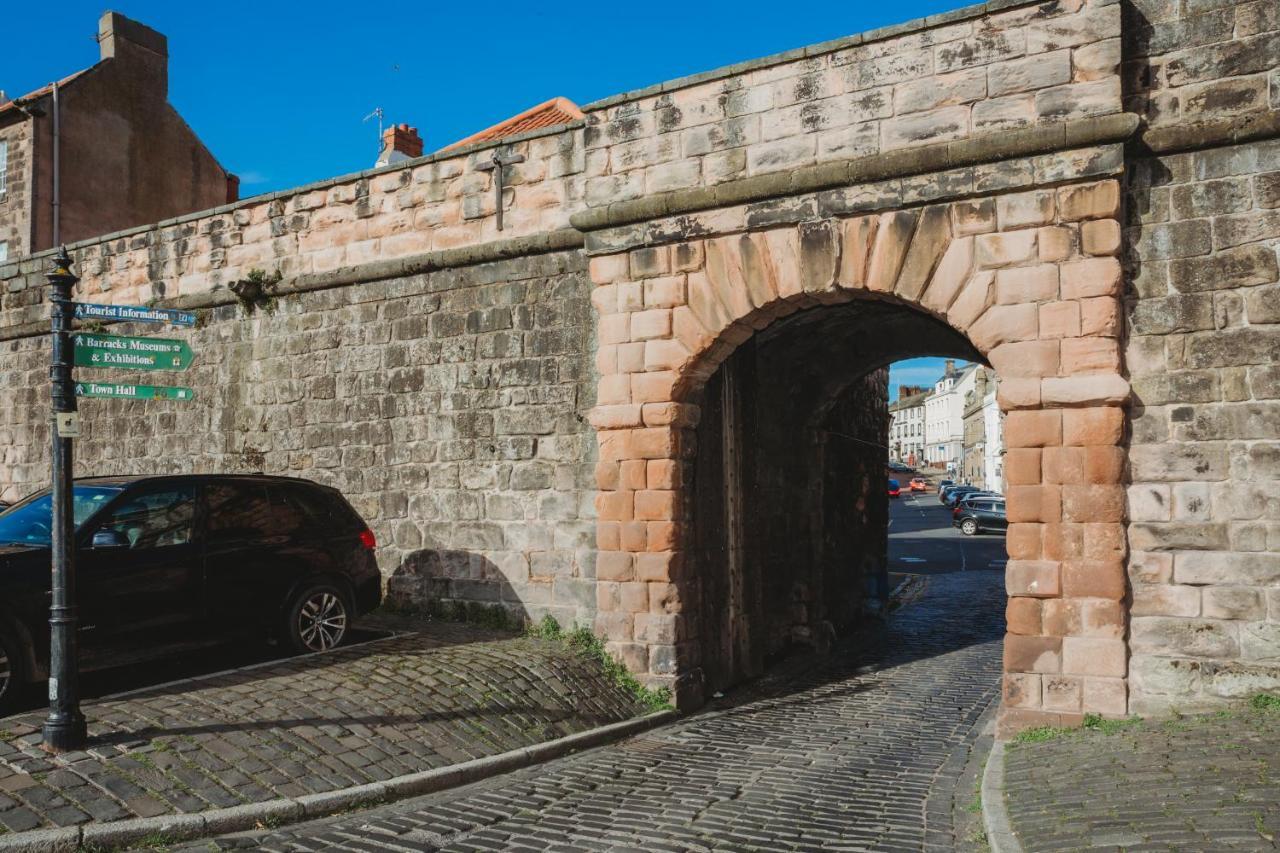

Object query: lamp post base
[42,713,88,754]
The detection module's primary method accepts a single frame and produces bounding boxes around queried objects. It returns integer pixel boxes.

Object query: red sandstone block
[1007,523,1044,559]
[589,405,643,430]
[620,460,647,490]
[600,313,630,345]
[672,306,715,355]
[595,461,620,491]
[1063,406,1124,446]
[1042,675,1083,712]
[1062,559,1126,600]
[1060,337,1121,374]
[598,375,631,405]
[1005,409,1063,448]
[1059,257,1122,299]
[647,459,680,489]
[1080,296,1120,337]
[1081,219,1121,256]
[1042,447,1084,485]
[1037,225,1074,262]
[1003,634,1063,673]
[1082,676,1128,715]
[597,551,635,582]
[1038,300,1081,340]
[645,339,692,372]
[620,521,648,552]
[644,275,686,309]
[1007,484,1063,523]
[646,522,679,552]
[630,308,672,342]
[998,708,1084,737]
[1057,181,1120,221]
[998,378,1042,409]
[632,371,677,404]
[642,402,700,428]
[635,489,677,521]
[1004,672,1042,708]
[1082,522,1127,561]
[1007,597,1043,635]
[1062,637,1126,677]
[595,489,634,522]
[1043,522,1084,561]
[597,521,621,551]
[1041,599,1082,638]
[1082,446,1125,484]
[620,581,649,613]
[1040,374,1129,407]
[995,264,1059,305]
[1006,560,1061,597]
[597,580,620,611]
[589,254,629,284]
[631,427,678,459]
[989,340,1060,379]
[1082,600,1126,639]
[1063,485,1125,523]
[1005,448,1043,486]
[648,582,682,614]
[636,550,681,581]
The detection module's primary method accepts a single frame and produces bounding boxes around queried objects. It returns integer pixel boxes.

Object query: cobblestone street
[181,564,1006,852]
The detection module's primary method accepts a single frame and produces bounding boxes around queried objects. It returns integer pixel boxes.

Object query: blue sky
[888,358,972,400]
[4,0,963,195]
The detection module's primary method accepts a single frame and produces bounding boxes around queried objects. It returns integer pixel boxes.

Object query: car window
[0,486,120,545]
[97,486,196,549]
[205,483,272,541]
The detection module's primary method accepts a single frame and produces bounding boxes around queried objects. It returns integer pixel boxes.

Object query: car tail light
[359,529,377,550]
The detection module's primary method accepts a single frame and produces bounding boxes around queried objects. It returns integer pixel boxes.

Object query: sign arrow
[72,302,197,327]
[75,382,196,401]
[73,333,195,372]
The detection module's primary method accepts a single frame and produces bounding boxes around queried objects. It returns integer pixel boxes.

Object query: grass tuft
[1082,713,1142,734]
[1249,693,1280,713]
[528,615,673,712]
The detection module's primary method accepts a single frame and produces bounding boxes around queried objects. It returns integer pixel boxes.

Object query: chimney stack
[377,124,423,166]
[99,12,168,96]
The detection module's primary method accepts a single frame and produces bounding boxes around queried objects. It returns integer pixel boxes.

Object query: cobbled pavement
[1004,704,1280,852]
[0,620,644,834]
[173,570,1006,852]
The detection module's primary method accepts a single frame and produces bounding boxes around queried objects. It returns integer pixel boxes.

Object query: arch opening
[688,298,987,696]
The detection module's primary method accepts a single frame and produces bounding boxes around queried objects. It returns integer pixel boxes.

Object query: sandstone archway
[588,181,1130,731]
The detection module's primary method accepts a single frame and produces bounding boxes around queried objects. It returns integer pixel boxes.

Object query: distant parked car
[944,486,996,507]
[888,479,901,498]
[909,477,927,492]
[953,495,1008,535]
[0,474,382,712]
[936,480,956,502]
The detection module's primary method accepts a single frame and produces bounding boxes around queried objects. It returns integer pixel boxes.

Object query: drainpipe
[51,80,61,245]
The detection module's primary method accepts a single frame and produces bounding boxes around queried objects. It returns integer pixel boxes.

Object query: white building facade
[888,388,928,465]
[924,360,979,470]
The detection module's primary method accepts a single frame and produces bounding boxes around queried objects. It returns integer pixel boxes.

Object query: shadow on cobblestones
[0,621,646,835]
[183,570,1008,852]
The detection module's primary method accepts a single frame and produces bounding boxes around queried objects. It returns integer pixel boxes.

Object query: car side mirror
[91,529,128,549]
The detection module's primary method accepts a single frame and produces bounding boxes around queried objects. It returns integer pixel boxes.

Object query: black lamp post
[42,246,86,754]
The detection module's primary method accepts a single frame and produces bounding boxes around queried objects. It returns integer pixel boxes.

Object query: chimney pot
[377,122,424,166]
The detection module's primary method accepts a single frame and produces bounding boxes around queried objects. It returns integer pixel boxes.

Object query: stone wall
[0,251,600,628]
[1124,136,1280,712]
[0,117,32,260]
[1124,0,1280,132]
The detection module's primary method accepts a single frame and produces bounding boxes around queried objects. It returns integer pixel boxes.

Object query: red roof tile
[441,97,583,152]
[0,69,91,118]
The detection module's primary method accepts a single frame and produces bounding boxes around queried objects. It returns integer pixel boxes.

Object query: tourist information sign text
[75,382,195,401]
[73,302,197,327]
[73,333,194,371]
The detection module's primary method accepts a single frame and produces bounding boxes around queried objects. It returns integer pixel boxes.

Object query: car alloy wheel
[961,519,979,536]
[297,591,348,652]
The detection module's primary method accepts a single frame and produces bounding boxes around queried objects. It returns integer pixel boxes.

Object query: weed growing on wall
[527,615,674,712]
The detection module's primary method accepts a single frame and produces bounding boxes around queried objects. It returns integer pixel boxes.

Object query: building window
[0,241,7,263]
[0,140,7,199]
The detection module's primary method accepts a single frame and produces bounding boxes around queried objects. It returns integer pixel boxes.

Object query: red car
[888,479,901,498]
[909,477,927,492]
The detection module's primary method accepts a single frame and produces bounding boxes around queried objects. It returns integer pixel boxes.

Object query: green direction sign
[73,333,194,372]
[75,382,195,401]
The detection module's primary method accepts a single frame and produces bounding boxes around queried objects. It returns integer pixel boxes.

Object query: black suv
[952,494,1008,535]
[0,475,381,711]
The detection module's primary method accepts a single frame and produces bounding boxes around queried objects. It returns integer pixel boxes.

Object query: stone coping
[0,120,585,277]
[581,0,1039,112]
[571,113,1141,233]
[1140,109,1280,156]
[0,229,585,343]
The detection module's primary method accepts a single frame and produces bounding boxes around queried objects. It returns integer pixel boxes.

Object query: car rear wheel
[961,518,979,536]
[283,584,350,654]
[0,628,27,714]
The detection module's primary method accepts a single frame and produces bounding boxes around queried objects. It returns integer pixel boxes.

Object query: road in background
[888,484,1007,585]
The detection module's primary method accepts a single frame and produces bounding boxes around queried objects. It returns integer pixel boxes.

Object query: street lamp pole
[42,246,86,754]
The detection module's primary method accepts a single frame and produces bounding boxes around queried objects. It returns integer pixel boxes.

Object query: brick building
[0,11,236,261]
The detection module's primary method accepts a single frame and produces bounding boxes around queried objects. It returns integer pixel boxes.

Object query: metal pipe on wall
[51,80,60,245]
